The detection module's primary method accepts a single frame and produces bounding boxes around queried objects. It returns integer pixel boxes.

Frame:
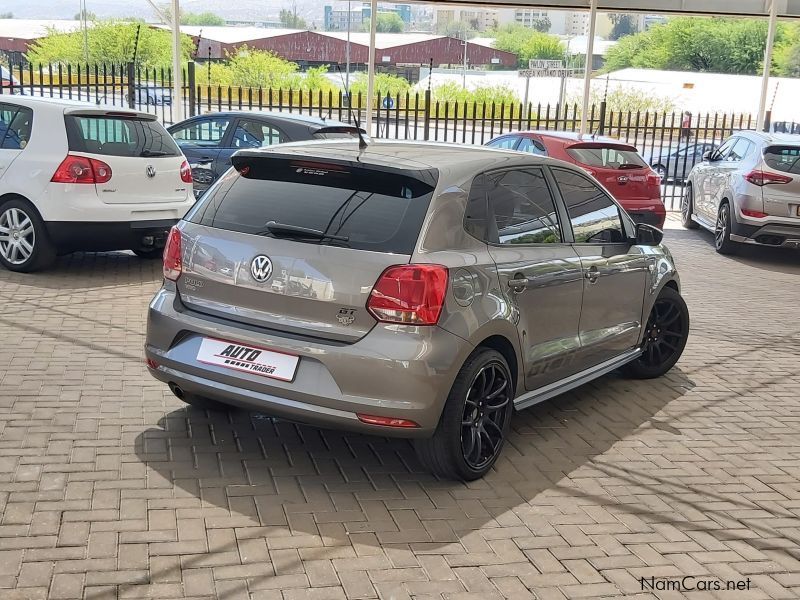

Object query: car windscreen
[763,145,800,175]
[65,115,181,158]
[566,145,647,169]
[189,158,437,254]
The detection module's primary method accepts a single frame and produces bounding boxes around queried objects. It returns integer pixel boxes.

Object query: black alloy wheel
[460,361,512,471]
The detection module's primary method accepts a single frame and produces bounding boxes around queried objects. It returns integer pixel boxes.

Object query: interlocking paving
[1,218,800,599]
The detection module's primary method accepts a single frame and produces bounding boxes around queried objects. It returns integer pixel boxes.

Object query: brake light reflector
[741,208,768,218]
[180,160,193,184]
[367,264,448,325]
[357,414,420,428]
[163,227,182,281]
[51,155,112,184]
[745,170,793,186]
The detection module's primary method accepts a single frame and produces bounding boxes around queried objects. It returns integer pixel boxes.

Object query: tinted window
[714,138,737,160]
[728,138,753,162]
[486,169,561,245]
[487,136,519,150]
[171,117,230,148]
[0,103,32,150]
[566,146,646,169]
[231,119,283,149]
[190,159,436,254]
[553,168,626,244]
[65,115,180,157]
[517,137,547,156]
[464,174,490,241]
[764,145,800,175]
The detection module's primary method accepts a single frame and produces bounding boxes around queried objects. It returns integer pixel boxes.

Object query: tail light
[741,208,768,218]
[179,160,193,184]
[745,170,793,186]
[51,155,112,184]
[163,227,182,281]
[367,264,448,326]
[647,170,662,185]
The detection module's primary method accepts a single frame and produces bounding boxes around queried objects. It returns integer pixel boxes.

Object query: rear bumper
[730,215,800,248]
[144,286,472,437]
[46,219,178,253]
[625,203,666,228]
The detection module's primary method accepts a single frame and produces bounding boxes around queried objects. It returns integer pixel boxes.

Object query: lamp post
[345,0,351,91]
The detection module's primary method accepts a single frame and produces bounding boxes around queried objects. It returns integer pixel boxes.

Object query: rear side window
[487,136,519,150]
[763,146,800,174]
[190,159,437,254]
[566,146,646,169]
[486,169,561,245]
[552,168,626,244]
[65,115,180,157]
[0,103,33,150]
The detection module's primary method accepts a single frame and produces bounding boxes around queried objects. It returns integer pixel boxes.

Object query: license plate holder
[196,337,299,382]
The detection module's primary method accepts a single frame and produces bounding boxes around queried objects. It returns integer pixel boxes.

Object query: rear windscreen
[764,146,800,175]
[189,159,437,254]
[65,115,181,158]
[566,146,647,169]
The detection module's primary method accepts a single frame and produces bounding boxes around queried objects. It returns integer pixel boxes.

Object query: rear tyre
[653,164,667,180]
[622,286,689,379]
[680,185,698,229]
[0,198,56,273]
[133,248,164,260]
[714,202,738,255]
[415,349,513,480]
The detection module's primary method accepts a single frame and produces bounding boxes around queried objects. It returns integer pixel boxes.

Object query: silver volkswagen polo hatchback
[145,140,689,480]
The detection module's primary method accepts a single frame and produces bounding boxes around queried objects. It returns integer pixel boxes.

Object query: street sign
[529,59,563,70]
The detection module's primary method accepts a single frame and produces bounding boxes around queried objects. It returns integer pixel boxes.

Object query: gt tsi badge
[337,308,356,326]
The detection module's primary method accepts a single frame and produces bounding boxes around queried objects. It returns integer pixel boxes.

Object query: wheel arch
[0,193,45,219]
[475,334,519,396]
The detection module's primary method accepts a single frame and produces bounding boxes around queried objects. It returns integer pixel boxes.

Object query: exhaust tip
[168,382,184,400]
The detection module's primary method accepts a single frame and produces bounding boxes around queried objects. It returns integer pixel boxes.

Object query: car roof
[235,139,569,180]
[736,130,800,145]
[511,130,634,146]
[0,95,153,119]
[176,110,351,129]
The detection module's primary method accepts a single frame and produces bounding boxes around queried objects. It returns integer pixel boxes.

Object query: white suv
[0,96,194,272]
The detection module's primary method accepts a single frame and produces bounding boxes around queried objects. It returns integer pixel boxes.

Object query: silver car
[682,131,800,253]
[145,141,689,480]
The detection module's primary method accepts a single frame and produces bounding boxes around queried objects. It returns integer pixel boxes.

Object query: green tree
[365,13,405,33]
[279,9,307,29]
[432,81,518,105]
[603,17,792,75]
[492,24,565,68]
[532,17,551,33]
[26,20,194,67]
[74,10,97,20]
[609,14,638,40]
[435,21,477,39]
[182,12,225,26]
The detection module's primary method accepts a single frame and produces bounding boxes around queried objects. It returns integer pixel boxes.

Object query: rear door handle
[507,276,530,293]
[584,266,599,284]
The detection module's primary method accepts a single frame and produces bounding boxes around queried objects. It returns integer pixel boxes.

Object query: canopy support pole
[757,0,779,131]
[579,0,598,135]
[365,0,378,133]
[171,0,183,122]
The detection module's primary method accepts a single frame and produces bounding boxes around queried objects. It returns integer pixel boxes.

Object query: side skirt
[513,348,642,412]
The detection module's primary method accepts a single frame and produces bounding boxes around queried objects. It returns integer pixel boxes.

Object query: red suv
[487,131,665,229]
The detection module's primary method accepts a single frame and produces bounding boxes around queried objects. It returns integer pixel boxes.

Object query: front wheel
[415,349,513,480]
[622,286,689,379]
[0,199,56,273]
[714,203,737,255]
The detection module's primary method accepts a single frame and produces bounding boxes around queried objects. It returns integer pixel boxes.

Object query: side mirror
[702,150,714,162]
[635,223,663,246]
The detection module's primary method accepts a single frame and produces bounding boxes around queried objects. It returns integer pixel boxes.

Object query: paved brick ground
[1,218,800,600]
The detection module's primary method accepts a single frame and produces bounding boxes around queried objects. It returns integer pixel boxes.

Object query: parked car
[647,142,716,181]
[0,66,21,94]
[168,111,364,197]
[134,83,171,106]
[682,131,800,253]
[145,140,689,480]
[0,96,194,272]
[487,131,665,229]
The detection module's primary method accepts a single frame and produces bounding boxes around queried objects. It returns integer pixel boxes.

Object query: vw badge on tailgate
[251,255,273,282]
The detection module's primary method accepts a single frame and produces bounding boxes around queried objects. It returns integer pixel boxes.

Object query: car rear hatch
[758,144,800,218]
[566,142,660,205]
[63,108,189,204]
[178,151,438,343]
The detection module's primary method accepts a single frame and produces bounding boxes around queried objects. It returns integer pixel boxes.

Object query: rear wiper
[140,149,169,157]
[259,221,350,243]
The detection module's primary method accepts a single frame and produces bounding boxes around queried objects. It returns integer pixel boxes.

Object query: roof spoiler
[314,125,368,137]
[63,107,158,121]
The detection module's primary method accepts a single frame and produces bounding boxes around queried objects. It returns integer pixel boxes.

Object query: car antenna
[335,65,368,151]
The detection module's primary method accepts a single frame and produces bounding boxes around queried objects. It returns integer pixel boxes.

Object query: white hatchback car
[0,96,194,272]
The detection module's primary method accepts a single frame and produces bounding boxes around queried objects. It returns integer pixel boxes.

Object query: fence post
[187,61,196,117]
[126,62,135,109]
[598,101,607,136]
[763,110,772,132]
[423,89,431,141]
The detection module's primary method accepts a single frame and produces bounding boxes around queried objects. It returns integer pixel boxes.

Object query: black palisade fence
[1,59,766,210]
